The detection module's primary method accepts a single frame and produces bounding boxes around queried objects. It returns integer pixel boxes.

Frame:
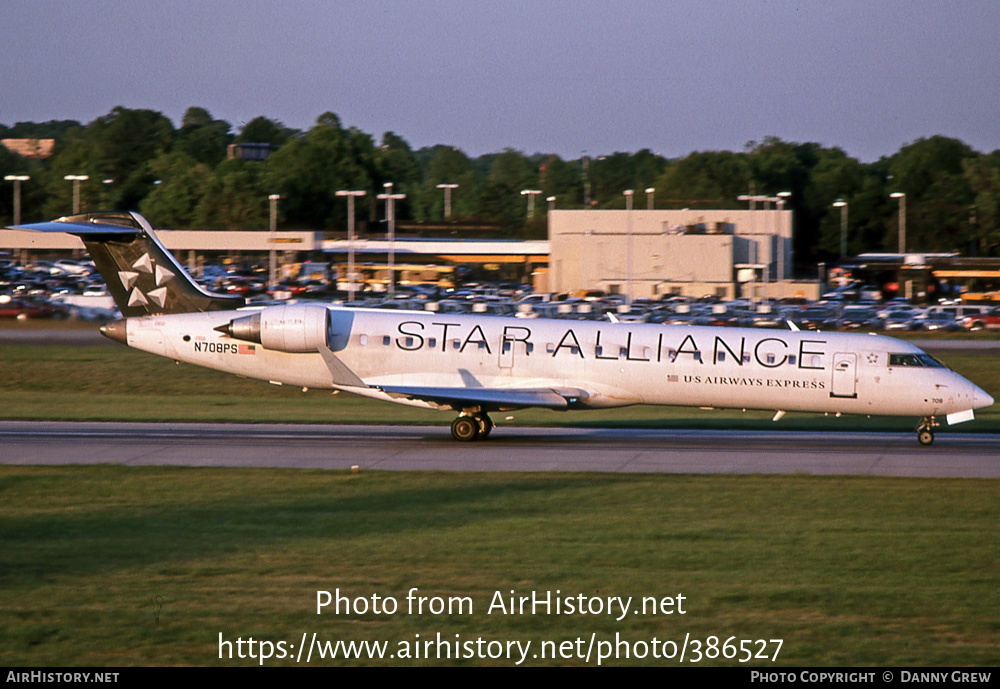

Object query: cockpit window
[888,353,945,368]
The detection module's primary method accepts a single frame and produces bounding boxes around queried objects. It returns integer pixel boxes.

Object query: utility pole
[268,194,280,287]
[64,175,89,214]
[336,190,367,301]
[436,183,458,219]
[378,183,406,295]
[624,189,634,303]
[5,175,29,226]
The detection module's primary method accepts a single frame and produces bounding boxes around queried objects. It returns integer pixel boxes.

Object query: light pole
[64,175,89,214]
[102,178,114,208]
[336,190,366,301]
[520,189,542,219]
[5,175,29,226]
[833,199,848,259]
[891,192,906,254]
[436,183,458,219]
[267,194,280,288]
[624,189,634,303]
[776,191,791,283]
[378,183,405,295]
[645,187,655,210]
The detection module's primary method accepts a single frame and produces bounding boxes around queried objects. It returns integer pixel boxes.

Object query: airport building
[548,209,819,300]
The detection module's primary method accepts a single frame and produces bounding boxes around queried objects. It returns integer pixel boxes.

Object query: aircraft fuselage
[114,304,991,422]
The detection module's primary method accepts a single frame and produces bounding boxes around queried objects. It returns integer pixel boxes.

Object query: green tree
[195,159,267,230]
[175,107,232,167]
[265,113,374,230]
[803,148,868,259]
[375,131,421,220]
[539,155,582,210]
[38,128,98,218]
[87,107,175,209]
[964,152,1000,255]
[138,152,214,228]
[889,137,976,252]
[652,151,751,208]
[237,116,295,146]
[478,149,537,227]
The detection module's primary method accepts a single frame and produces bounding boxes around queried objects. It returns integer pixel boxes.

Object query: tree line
[2,106,999,270]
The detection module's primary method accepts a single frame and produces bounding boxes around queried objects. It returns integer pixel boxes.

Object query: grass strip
[1,467,997,666]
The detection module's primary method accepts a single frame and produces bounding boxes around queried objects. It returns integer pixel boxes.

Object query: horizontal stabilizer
[378,385,589,411]
[12,218,141,236]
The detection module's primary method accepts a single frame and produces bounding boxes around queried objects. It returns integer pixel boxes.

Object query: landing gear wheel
[916,416,938,446]
[478,414,494,439]
[451,416,480,442]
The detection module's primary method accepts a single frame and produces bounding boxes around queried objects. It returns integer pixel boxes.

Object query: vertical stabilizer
[11,212,245,316]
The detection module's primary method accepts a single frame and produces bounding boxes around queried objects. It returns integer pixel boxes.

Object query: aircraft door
[830,352,857,398]
[498,325,531,370]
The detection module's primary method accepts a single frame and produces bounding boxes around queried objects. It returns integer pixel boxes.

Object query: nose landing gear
[450,412,494,441]
[916,416,938,446]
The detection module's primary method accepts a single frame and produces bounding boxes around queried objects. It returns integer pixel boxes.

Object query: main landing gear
[916,416,939,446]
[450,412,494,441]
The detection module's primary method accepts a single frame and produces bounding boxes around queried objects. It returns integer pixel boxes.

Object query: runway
[1,421,998,478]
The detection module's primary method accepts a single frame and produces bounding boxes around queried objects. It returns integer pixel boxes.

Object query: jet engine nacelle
[219,303,329,353]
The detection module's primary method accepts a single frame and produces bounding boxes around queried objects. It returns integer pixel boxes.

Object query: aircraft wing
[377,385,590,410]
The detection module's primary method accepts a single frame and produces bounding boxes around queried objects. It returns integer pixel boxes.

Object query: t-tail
[11,211,244,316]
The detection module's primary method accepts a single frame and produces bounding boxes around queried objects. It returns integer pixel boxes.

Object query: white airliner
[12,212,994,445]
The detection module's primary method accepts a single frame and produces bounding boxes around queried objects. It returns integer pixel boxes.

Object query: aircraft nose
[976,386,995,410]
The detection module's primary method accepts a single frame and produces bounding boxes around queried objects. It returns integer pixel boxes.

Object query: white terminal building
[549,209,818,301]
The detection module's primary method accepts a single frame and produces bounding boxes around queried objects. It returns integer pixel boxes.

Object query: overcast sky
[2,1,998,161]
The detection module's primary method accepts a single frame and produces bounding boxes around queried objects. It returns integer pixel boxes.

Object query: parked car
[0,295,71,319]
[837,306,879,330]
[917,311,961,332]
[963,306,1000,331]
[795,307,837,330]
[881,309,918,331]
